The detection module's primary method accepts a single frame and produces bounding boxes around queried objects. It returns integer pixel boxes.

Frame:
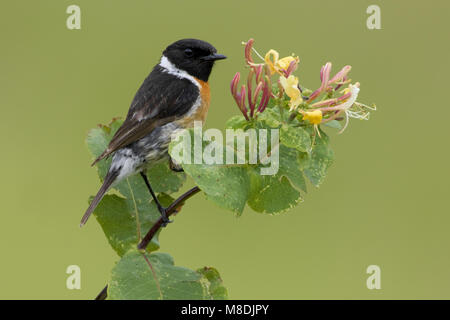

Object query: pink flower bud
[245,39,255,65]
[247,69,254,111]
[257,76,271,113]
[230,72,241,104]
[329,65,351,84]
[255,65,263,83]
[251,82,263,117]
[284,60,298,77]
[308,62,332,102]
[239,85,247,113]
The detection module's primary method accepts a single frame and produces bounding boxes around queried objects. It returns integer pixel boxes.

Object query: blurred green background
[1,0,449,299]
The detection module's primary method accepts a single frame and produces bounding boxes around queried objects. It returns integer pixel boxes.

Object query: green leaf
[278,145,307,193]
[169,122,310,215]
[300,132,334,187]
[86,120,121,180]
[108,250,227,300]
[86,119,230,300]
[248,174,302,214]
[169,129,250,215]
[197,267,228,300]
[93,193,173,256]
[323,120,343,130]
[146,161,186,194]
[258,107,282,128]
[185,163,250,215]
[166,116,331,216]
[247,145,305,214]
[225,115,249,130]
[242,120,307,214]
[280,124,311,153]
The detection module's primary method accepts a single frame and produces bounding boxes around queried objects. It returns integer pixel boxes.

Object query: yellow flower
[276,56,299,72]
[303,110,323,124]
[279,75,303,111]
[264,50,279,75]
[264,50,299,75]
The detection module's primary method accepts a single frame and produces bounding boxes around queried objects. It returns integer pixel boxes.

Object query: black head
[162,39,226,82]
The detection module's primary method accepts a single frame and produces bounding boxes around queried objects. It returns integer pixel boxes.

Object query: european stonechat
[80,39,226,227]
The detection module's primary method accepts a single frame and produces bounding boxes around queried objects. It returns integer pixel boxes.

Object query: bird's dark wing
[92,66,199,166]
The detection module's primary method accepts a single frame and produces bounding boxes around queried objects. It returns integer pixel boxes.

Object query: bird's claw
[159,207,173,227]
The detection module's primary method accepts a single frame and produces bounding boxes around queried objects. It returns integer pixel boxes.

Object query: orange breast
[176,78,210,127]
[195,78,210,122]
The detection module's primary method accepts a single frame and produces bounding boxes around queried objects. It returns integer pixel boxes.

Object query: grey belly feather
[109,122,180,182]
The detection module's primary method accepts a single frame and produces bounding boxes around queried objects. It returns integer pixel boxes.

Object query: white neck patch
[159,56,201,89]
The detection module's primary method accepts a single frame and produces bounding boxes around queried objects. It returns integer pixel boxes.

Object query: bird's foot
[169,158,184,172]
[158,207,173,227]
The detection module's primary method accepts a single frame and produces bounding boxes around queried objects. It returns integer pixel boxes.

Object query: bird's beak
[201,53,227,61]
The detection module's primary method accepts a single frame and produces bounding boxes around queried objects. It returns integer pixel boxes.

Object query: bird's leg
[140,171,172,227]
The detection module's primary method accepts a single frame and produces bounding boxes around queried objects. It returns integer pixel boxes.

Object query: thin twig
[137,186,201,250]
[95,285,108,300]
[94,186,201,300]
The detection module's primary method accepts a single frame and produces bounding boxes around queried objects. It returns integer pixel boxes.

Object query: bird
[80,39,226,227]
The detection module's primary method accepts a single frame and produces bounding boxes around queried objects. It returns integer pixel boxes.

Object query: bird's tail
[80,169,119,227]
[91,149,109,167]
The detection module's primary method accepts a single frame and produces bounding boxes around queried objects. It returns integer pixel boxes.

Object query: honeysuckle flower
[307,64,355,103]
[265,50,299,76]
[279,75,303,111]
[243,38,268,70]
[329,65,352,85]
[307,62,332,102]
[230,72,249,120]
[232,38,374,132]
[336,82,360,110]
[302,109,323,141]
[318,83,360,113]
[254,64,263,83]
[302,110,323,125]
[309,89,353,108]
[264,50,279,75]
[244,39,254,65]
[316,82,361,133]
[334,75,349,92]
[257,76,271,114]
[276,56,299,76]
[338,83,360,134]
[284,59,299,77]
[230,65,271,120]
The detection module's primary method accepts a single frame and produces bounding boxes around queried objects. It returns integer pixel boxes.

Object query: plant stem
[93,186,201,300]
[288,111,297,122]
[95,285,108,300]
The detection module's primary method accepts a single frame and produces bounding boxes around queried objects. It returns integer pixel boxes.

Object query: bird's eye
[184,48,193,57]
